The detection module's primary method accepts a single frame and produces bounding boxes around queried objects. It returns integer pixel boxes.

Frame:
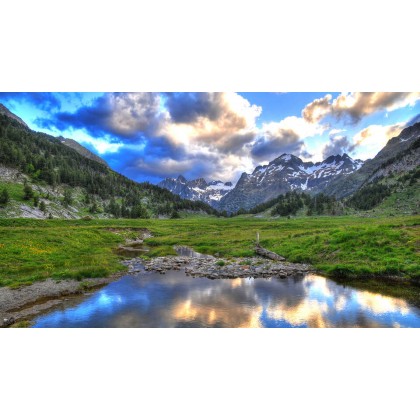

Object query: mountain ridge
[323,122,420,198]
[0,106,218,219]
[160,152,364,212]
[158,176,234,207]
[0,102,108,167]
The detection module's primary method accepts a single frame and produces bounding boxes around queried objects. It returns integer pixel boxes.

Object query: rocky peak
[269,153,303,167]
[177,175,187,183]
[158,175,234,208]
[219,152,365,212]
[189,178,208,189]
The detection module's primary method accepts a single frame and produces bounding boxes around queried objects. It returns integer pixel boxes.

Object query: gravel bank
[123,254,312,280]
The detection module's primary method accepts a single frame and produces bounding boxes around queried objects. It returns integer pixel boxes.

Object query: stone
[2,317,15,327]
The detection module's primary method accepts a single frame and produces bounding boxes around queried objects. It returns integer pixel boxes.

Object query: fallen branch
[255,244,286,261]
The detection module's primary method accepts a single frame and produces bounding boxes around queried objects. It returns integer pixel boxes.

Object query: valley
[0,97,419,328]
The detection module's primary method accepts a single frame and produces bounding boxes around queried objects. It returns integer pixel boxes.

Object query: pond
[31,268,420,328]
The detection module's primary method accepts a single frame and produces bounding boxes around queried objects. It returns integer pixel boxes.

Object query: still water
[31,269,420,327]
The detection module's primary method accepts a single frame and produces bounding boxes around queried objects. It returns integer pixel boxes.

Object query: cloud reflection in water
[32,271,420,328]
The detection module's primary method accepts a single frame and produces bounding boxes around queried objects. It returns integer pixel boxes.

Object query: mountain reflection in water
[32,271,420,328]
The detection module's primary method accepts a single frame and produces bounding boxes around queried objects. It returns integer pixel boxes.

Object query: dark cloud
[164,92,224,123]
[35,93,161,139]
[0,92,61,111]
[113,139,222,183]
[322,133,352,159]
[215,132,257,154]
[250,129,304,161]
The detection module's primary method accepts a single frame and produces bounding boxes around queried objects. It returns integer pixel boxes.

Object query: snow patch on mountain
[218,153,365,212]
[158,177,235,208]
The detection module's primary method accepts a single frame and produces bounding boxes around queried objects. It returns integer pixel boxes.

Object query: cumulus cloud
[332,92,420,123]
[29,91,262,182]
[303,92,420,124]
[9,91,418,183]
[351,122,405,158]
[160,92,261,154]
[164,92,224,123]
[36,92,163,139]
[118,141,255,184]
[251,116,325,161]
[322,130,352,159]
[302,94,332,123]
[144,92,263,180]
[251,129,302,161]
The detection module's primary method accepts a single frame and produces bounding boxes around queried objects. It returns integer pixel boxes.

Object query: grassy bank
[0,215,418,287]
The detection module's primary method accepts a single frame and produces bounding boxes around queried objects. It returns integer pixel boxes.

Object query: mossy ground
[0,215,418,287]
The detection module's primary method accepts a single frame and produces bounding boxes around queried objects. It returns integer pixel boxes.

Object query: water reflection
[32,271,420,328]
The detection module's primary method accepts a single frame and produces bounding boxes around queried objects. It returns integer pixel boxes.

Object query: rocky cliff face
[218,153,363,212]
[158,176,234,207]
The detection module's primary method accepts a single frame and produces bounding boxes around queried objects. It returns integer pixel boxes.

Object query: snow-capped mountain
[218,153,364,212]
[158,153,364,212]
[158,175,234,207]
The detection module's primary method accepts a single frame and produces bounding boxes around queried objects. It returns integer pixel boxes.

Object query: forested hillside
[0,112,218,218]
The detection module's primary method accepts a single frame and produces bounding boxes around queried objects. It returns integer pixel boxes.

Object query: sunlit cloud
[303,92,420,124]
[2,91,420,183]
[351,122,405,159]
[266,300,330,328]
[355,291,410,316]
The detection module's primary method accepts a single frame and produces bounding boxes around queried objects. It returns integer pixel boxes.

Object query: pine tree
[23,184,34,200]
[39,201,46,212]
[170,209,181,219]
[0,188,10,205]
[62,188,73,207]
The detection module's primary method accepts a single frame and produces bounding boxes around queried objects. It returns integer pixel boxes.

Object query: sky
[1,92,419,184]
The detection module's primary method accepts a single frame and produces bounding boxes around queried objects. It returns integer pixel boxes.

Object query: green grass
[11,320,32,328]
[0,215,419,287]
[0,181,25,202]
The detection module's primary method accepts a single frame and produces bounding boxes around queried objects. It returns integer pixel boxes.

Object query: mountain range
[158,176,234,208]
[1,101,418,218]
[160,153,364,211]
[159,124,419,212]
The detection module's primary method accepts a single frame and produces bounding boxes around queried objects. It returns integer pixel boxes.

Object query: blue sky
[1,92,419,184]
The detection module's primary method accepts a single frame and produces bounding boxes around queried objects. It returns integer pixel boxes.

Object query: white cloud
[250,116,327,162]
[160,92,261,153]
[303,92,420,124]
[351,122,405,159]
[80,137,124,154]
[107,92,163,137]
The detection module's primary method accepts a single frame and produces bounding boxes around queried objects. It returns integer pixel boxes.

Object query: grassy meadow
[0,215,419,287]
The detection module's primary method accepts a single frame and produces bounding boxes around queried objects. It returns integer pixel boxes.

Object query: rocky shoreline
[123,253,312,280]
[1,245,313,327]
